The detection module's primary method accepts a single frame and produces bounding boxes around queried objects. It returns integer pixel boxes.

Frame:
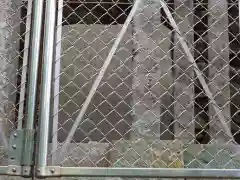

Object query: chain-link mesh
[49,0,240,170]
[0,0,31,165]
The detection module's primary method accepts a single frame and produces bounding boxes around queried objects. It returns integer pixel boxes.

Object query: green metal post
[37,0,56,170]
[21,0,44,168]
[25,0,44,130]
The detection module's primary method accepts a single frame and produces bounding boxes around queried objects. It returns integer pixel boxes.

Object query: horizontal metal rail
[0,166,30,176]
[37,167,240,178]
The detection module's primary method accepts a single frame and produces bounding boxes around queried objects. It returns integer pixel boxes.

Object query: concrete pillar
[208,0,231,143]
[131,0,172,140]
[173,0,195,144]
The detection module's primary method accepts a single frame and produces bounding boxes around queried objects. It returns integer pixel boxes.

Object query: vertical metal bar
[25,0,44,130]
[18,0,32,130]
[52,0,63,165]
[21,0,44,166]
[38,0,56,167]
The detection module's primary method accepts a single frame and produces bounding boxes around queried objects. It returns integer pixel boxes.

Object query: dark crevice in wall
[62,0,132,25]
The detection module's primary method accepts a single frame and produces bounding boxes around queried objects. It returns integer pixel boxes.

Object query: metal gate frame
[0,0,43,177]
[1,0,240,179]
[34,0,240,178]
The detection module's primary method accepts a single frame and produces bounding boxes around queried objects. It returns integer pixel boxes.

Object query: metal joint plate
[8,130,24,165]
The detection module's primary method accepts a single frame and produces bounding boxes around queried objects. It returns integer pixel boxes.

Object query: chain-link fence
[1,0,240,178]
[0,0,32,166]
[45,0,240,176]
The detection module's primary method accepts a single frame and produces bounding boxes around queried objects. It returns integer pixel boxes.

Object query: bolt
[50,169,55,174]
[12,168,16,173]
[12,144,16,149]
[13,133,17,138]
[37,169,41,173]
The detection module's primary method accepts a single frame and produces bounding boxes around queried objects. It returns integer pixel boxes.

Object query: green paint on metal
[22,129,35,166]
[0,166,8,175]
[8,130,24,165]
[8,129,34,167]
[41,166,240,178]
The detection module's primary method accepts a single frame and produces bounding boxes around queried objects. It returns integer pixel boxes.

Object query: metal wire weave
[0,0,31,165]
[49,0,240,170]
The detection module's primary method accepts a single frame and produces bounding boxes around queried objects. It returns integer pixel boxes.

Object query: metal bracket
[36,166,61,177]
[21,166,32,177]
[5,165,32,177]
[8,130,24,165]
[22,129,35,166]
[8,129,35,177]
[7,165,22,176]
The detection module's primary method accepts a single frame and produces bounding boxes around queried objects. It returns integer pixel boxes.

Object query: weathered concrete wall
[131,0,173,140]
[109,139,183,168]
[0,0,20,149]
[59,15,173,142]
[173,0,194,144]
[49,142,110,166]
[208,0,230,143]
[59,24,133,142]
